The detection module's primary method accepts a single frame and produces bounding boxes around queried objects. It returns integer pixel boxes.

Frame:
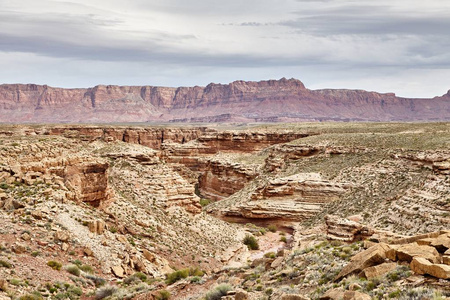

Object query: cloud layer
[0,0,449,97]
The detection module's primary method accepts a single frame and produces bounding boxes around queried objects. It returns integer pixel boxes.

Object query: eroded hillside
[0,123,449,300]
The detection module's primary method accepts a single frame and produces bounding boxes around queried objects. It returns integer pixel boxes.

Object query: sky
[1,0,449,98]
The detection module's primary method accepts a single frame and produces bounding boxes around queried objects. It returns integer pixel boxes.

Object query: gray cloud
[0,0,449,97]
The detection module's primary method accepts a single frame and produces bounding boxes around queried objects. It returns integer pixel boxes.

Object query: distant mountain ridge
[0,78,449,123]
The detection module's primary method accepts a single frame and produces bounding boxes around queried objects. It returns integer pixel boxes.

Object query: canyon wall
[1,78,449,123]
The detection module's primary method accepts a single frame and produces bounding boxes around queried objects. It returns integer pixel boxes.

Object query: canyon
[1,78,449,123]
[0,122,450,299]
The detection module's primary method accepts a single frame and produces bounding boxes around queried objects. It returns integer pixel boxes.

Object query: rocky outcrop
[198,159,258,200]
[1,78,449,123]
[320,288,371,300]
[325,215,374,242]
[64,161,111,207]
[334,243,390,281]
[46,126,209,150]
[410,257,450,279]
[217,173,350,221]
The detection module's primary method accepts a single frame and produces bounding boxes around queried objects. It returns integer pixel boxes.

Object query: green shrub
[189,267,204,277]
[18,294,43,300]
[31,251,41,257]
[264,252,276,259]
[10,279,22,286]
[243,235,259,250]
[199,198,211,207]
[280,236,287,243]
[389,290,401,298]
[166,269,189,284]
[72,259,82,266]
[265,288,273,295]
[79,264,94,274]
[267,225,277,232]
[156,289,171,300]
[65,264,80,276]
[204,284,232,300]
[0,259,12,268]
[190,276,201,283]
[47,260,62,271]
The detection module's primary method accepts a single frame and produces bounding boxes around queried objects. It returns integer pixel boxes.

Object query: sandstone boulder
[31,210,44,220]
[361,262,397,279]
[54,230,70,242]
[12,242,27,254]
[235,290,249,300]
[430,233,450,253]
[334,243,390,281]
[395,243,440,263]
[111,265,125,278]
[320,288,371,300]
[410,257,450,279]
[0,279,7,291]
[143,249,156,263]
[88,219,106,235]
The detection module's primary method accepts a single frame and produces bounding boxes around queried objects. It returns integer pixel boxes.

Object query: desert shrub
[0,183,10,190]
[18,294,43,300]
[264,252,276,259]
[0,259,12,268]
[31,251,41,257]
[199,198,211,207]
[156,289,171,300]
[190,276,201,283]
[204,284,232,300]
[79,264,94,274]
[265,288,273,295]
[124,272,147,285]
[47,260,62,271]
[10,278,22,286]
[243,235,259,250]
[280,236,287,243]
[95,285,117,299]
[389,290,401,298]
[72,259,82,266]
[84,274,106,287]
[267,225,277,232]
[65,264,81,276]
[166,269,189,284]
[189,267,204,277]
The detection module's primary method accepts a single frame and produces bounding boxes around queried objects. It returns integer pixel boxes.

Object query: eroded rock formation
[1,78,449,123]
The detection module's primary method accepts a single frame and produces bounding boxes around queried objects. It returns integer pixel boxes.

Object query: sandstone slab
[361,262,397,279]
[410,257,450,279]
[335,243,390,281]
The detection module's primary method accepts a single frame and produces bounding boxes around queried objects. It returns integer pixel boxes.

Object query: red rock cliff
[0,78,448,122]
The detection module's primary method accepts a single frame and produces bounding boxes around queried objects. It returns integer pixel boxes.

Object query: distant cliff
[0,78,449,123]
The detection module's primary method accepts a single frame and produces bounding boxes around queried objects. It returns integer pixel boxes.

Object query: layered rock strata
[1,78,449,123]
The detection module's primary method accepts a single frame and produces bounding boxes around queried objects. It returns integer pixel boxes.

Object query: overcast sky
[1,0,449,97]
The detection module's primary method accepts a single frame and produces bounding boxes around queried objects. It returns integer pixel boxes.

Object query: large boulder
[430,233,450,253]
[320,288,371,300]
[410,257,450,279]
[394,243,440,263]
[334,243,390,281]
[361,262,397,279]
